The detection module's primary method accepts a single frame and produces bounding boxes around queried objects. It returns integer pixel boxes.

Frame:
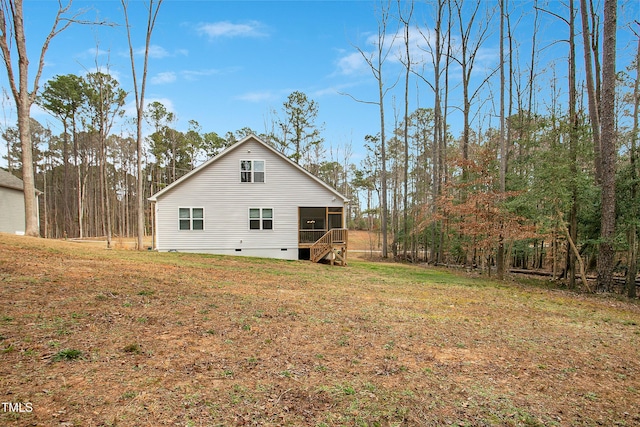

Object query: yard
[0,233,639,426]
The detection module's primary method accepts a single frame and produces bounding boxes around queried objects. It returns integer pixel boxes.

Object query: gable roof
[0,168,25,191]
[149,134,349,202]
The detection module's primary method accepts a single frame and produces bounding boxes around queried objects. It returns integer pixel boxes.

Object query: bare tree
[579,0,602,183]
[341,1,397,258]
[450,0,495,268]
[496,0,507,280]
[85,71,126,248]
[398,0,413,259]
[0,0,78,236]
[451,0,493,182]
[433,0,453,264]
[122,0,163,250]
[352,0,398,258]
[567,0,579,289]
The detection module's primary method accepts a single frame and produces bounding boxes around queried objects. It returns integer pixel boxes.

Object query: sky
[2,0,391,166]
[1,0,639,169]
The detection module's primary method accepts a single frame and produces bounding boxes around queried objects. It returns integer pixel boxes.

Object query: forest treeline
[2,86,343,241]
[1,0,638,296]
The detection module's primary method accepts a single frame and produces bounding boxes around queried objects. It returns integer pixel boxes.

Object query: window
[249,208,273,230]
[179,207,204,230]
[240,160,265,183]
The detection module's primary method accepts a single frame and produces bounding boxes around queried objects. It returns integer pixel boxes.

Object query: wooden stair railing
[310,228,348,265]
[310,230,332,263]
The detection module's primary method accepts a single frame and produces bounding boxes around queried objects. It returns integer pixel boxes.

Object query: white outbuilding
[0,168,40,235]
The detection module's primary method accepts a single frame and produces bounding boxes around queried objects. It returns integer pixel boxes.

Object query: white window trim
[240,159,266,183]
[248,207,274,231]
[178,207,205,231]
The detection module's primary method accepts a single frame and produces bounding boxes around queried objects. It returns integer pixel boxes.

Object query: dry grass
[0,233,639,426]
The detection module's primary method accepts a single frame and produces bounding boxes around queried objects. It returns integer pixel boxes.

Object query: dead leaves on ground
[0,233,639,426]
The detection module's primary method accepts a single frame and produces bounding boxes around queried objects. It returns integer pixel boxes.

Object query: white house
[149,135,349,264]
[0,168,40,235]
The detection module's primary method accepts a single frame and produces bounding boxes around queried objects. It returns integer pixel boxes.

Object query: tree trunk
[438,2,452,265]
[102,138,112,248]
[73,120,83,238]
[122,0,163,250]
[567,0,579,289]
[17,98,39,236]
[628,226,638,298]
[400,0,412,259]
[496,0,506,280]
[626,38,640,298]
[14,2,38,236]
[579,0,602,183]
[596,0,617,292]
[0,0,75,237]
[379,76,388,258]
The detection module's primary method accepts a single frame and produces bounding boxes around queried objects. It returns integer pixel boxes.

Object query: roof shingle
[0,168,24,191]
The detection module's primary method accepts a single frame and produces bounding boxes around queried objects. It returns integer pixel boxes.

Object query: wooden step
[310,229,348,266]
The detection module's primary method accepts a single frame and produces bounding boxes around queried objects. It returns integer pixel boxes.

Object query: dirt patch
[0,233,639,426]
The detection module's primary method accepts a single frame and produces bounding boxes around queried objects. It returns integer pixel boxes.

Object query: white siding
[0,187,26,234]
[154,138,345,259]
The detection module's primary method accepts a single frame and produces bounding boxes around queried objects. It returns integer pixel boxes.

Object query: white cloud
[149,67,238,85]
[130,45,188,59]
[151,71,177,85]
[312,82,361,98]
[236,91,277,103]
[84,47,110,58]
[136,44,169,59]
[180,66,241,81]
[335,51,368,76]
[364,26,432,66]
[333,26,458,78]
[197,21,268,39]
[400,27,434,65]
[182,68,221,81]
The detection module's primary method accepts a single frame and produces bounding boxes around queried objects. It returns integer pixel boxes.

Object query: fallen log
[509,269,640,289]
[509,269,555,277]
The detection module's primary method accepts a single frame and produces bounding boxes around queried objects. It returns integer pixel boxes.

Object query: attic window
[241,160,265,183]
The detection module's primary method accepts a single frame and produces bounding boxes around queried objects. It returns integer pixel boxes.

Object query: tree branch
[338,91,380,106]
